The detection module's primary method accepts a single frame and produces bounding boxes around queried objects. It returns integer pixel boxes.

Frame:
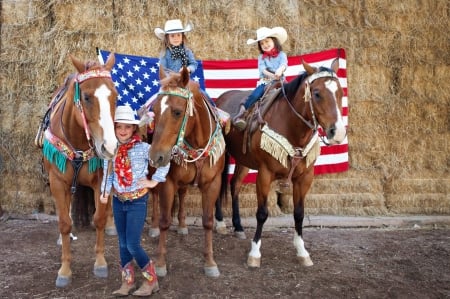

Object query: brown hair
[257,37,283,54]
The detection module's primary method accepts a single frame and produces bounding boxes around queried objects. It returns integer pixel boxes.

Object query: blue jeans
[113,194,150,269]
[243,84,266,109]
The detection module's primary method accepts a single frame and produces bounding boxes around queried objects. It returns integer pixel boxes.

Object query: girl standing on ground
[100,105,169,297]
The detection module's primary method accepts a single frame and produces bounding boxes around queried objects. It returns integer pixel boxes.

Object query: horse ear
[70,54,86,73]
[302,59,315,75]
[181,66,190,87]
[330,58,339,73]
[104,53,115,71]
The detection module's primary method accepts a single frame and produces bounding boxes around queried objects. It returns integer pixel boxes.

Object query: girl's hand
[138,178,159,189]
[100,193,109,204]
[274,67,285,80]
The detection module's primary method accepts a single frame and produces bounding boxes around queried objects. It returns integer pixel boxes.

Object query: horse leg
[92,187,109,278]
[247,168,272,268]
[230,165,249,239]
[176,187,188,235]
[201,179,221,277]
[104,195,117,236]
[155,181,175,277]
[52,182,73,287]
[214,198,227,234]
[148,188,160,238]
[292,170,314,267]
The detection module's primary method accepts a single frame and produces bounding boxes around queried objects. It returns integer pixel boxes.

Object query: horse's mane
[284,72,308,95]
[284,65,335,95]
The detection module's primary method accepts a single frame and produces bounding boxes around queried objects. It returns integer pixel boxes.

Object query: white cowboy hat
[246,26,288,45]
[114,106,140,125]
[154,19,194,40]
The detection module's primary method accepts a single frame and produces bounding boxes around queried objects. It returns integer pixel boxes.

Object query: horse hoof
[55,275,71,288]
[177,227,188,235]
[93,265,108,278]
[148,228,160,238]
[204,266,220,277]
[297,255,314,267]
[105,226,117,236]
[247,256,261,268]
[234,231,246,239]
[215,221,228,235]
[155,265,167,277]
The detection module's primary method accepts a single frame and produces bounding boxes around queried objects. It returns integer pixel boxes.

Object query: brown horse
[215,59,347,267]
[42,53,118,287]
[148,66,225,277]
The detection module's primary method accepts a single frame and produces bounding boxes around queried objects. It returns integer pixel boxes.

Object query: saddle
[237,83,283,153]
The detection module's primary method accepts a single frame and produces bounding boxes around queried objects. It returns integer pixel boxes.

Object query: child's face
[259,37,275,52]
[115,123,136,143]
[168,33,183,46]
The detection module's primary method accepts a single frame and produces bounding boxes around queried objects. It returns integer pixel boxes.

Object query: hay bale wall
[1,0,448,216]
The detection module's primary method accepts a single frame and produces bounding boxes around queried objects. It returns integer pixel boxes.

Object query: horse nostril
[327,125,336,139]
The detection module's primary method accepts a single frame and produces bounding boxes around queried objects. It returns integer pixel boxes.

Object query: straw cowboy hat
[246,26,288,45]
[154,19,194,40]
[114,106,140,125]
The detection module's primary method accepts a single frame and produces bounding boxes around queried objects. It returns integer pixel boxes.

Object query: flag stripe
[98,48,349,182]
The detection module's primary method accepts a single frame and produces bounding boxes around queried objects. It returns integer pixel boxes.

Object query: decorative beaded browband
[76,69,112,83]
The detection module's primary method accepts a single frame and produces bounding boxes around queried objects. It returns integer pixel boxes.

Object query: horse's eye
[313,90,321,100]
[173,109,183,118]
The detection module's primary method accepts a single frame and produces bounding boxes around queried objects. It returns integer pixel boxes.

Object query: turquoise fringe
[43,139,67,173]
[42,140,103,173]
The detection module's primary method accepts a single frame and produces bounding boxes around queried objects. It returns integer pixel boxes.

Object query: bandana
[115,134,141,187]
[171,45,188,67]
[262,48,279,59]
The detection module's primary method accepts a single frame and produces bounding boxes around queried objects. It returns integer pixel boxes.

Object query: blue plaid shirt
[101,141,170,194]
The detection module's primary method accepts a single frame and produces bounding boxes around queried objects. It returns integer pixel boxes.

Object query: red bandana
[115,134,141,187]
[262,48,279,59]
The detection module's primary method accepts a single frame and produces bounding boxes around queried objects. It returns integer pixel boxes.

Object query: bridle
[279,69,339,146]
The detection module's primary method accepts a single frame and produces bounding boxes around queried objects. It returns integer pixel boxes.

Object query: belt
[114,188,148,202]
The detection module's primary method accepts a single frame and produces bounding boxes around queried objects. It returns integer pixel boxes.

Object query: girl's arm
[185,49,198,74]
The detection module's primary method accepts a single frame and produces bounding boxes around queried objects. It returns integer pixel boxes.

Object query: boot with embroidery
[133,261,159,297]
[232,104,247,131]
[112,262,135,297]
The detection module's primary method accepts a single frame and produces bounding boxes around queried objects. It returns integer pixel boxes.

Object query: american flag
[98,48,349,181]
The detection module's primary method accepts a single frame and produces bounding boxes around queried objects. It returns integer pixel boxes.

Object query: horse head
[301,59,347,145]
[149,66,193,167]
[69,53,118,159]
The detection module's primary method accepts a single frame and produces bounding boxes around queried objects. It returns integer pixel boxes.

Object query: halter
[73,69,112,143]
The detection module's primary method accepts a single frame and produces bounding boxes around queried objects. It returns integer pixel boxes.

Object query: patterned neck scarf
[115,134,141,187]
[262,48,279,59]
[171,45,188,67]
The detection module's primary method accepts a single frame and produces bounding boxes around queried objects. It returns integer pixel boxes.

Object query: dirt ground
[0,216,449,299]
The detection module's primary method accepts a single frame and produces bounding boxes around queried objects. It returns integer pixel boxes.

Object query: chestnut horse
[149,66,225,277]
[215,59,347,267]
[42,54,118,287]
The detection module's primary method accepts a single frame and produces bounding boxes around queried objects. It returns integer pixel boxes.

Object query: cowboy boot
[112,262,135,297]
[232,104,247,131]
[133,261,160,297]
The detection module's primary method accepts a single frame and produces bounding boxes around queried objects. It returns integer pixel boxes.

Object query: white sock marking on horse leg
[249,240,262,258]
[293,233,310,258]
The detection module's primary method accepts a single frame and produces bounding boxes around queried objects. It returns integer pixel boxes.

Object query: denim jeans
[243,83,266,109]
[113,194,150,269]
